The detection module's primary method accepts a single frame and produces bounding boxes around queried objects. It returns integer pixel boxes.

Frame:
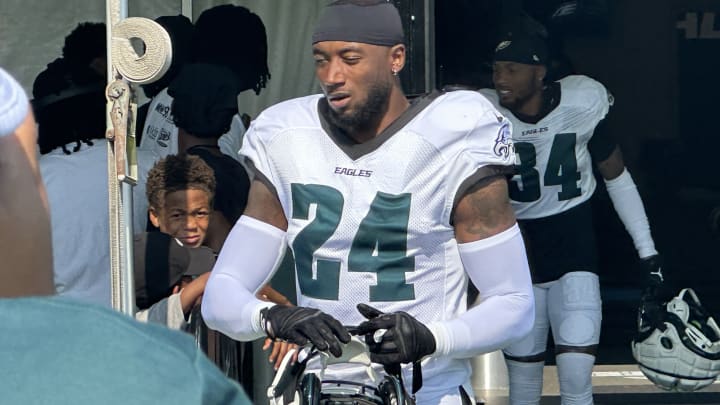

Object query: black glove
[640,254,666,301]
[354,303,436,365]
[641,254,664,286]
[260,305,351,357]
[637,255,668,331]
[637,294,665,332]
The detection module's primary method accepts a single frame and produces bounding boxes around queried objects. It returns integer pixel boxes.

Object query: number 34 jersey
[240,90,514,327]
[480,75,612,219]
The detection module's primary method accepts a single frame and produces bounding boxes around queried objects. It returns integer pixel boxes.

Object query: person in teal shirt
[0,65,251,405]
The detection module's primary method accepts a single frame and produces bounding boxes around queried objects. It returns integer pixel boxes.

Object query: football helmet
[267,337,414,405]
[632,288,720,391]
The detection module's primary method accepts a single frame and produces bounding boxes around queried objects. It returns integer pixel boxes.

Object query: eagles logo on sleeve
[493,118,513,160]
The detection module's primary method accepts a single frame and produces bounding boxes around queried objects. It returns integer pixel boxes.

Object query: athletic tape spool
[111,17,172,84]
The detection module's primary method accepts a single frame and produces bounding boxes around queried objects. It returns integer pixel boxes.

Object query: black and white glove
[260,305,350,357]
[641,254,664,287]
[640,254,666,301]
[637,254,668,330]
[354,303,436,365]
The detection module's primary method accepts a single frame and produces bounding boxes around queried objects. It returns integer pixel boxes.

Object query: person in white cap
[0,67,53,297]
[0,66,252,404]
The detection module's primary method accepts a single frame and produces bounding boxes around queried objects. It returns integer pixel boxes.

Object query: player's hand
[641,254,664,287]
[257,284,292,306]
[178,273,211,316]
[637,254,669,330]
[260,305,350,357]
[640,254,667,302]
[355,303,436,365]
[263,338,298,370]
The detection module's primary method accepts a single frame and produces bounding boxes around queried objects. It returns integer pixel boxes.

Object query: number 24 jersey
[480,75,612,219]
[240,90,513,326]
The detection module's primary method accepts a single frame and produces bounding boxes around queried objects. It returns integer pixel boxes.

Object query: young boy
[139,153,293,370]
[135,153,216,328]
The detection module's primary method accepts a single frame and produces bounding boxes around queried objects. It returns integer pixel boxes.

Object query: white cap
[0,67,29,137]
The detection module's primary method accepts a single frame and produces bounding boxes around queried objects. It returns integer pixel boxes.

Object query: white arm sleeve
[604,168,657,258]
[201,215,287,341]
[427,224,534,358]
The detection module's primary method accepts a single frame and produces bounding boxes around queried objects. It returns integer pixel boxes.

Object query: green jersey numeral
[509,142,541,202]
[348,192,415,301]
[510,132,581,202]
[291,184,343,300]
[291,184,414,302]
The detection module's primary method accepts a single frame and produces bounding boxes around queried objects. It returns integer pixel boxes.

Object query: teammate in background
[201,1,534,403]
[480,35,663,404]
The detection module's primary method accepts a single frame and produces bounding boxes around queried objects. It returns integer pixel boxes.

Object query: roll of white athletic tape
[111,17,172,84]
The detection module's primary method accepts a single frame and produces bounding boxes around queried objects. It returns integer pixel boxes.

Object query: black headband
[312,1,404,46]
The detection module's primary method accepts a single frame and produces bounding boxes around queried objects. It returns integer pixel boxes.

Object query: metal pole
[181,0,193,20]
[120,138,136,315]
[117,85,137,314]
[106,0,136,316]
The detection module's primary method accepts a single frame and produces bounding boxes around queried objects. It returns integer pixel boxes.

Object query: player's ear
[389,44,406,75]
[536,65,547,83]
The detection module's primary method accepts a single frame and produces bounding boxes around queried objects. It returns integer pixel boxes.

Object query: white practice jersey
[241,90,514,389]
[480,75,611,219]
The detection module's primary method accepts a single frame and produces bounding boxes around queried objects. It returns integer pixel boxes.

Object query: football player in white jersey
[201,1,535,404]
[480,35,663,404]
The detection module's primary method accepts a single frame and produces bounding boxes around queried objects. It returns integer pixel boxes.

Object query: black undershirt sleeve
[588,118,617,163]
